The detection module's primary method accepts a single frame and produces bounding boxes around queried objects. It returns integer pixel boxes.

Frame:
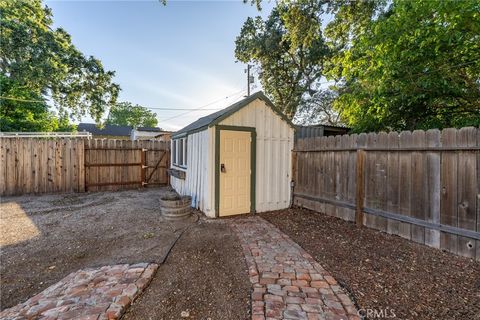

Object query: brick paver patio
[230,217,359,320]
[0,263,158,320]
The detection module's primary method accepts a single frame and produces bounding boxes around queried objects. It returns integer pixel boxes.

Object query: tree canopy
[235,3,341,125]
[106,102,159,128]
[238,0,480,131]
[0,75,74,132]
[0,0,120,131]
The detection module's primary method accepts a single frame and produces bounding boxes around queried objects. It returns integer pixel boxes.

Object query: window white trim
[171,137,187,169]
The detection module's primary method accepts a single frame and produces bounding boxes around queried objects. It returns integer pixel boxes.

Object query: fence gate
[84,139,169,192]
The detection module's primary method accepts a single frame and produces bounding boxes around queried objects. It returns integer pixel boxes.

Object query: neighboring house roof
[172,91,295,138]
[77,123,132,136]
[295,124,350,140]
[297,124,350,130]
[136,127,162,132]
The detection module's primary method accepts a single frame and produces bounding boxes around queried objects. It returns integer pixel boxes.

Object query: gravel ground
[261,208,480,320]
[0,189,250,320]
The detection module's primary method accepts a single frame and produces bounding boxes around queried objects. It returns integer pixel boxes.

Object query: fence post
[356,149,366,226]
[290,150,297,207]
[141,148,147,187]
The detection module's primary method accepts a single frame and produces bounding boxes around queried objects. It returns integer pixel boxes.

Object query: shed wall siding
[170,129,215,217]
[219,99,294,212]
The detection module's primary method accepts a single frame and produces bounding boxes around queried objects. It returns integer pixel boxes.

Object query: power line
[0,96,45,103]
[158,89,246,123]
[147,107,222,111]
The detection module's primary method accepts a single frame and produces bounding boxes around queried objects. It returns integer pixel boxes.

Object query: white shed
[169,91,295,218]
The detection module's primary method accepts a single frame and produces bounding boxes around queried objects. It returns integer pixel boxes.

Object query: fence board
[375,132,389,232]
[386,132,400,235]
[78,139,85,192]
[425,129,441,248]
[411,130,426,244]
[440,128,458,254]
[398,131,413,240]
[364,133,377,229]
[0,139,5,195]
[0,137,169,196]
[477,128,480,259]
[457,127,477,258]
[293,127,479,260]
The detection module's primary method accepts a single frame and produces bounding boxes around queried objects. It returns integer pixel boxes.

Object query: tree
[241,0,480,131]
[106,102,159,128]
[235,3,342,125]
[0,0,120,128]
[293,90,341,125]
[327,0,480,131]
[0,75,75,132]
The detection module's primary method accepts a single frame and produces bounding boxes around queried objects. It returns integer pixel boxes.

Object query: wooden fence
[0,138,169,196]
[293,127,479,260]
[84,139,169,192]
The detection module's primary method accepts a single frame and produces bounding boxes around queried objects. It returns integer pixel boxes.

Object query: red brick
[301,287,318,294]
[296,273,311,281]
[252,292,264,301]
[285,296,305,304]
[265,307,282,318]
[264,294,283,302]
[286,303,302,311]
[284,285,300,293]
[310,273,324,281]
[291,280,308,287]
[115,295,131,307]
[324,275,337,285]
[301,304,323,313]
[310,281,329,288]
[280,272,296,279]
[260,277,276,285]
[277,278,291,286]
[252,304,264,315]
[283,309,307,319]
[262,272,279,279]
[305,298,323,305]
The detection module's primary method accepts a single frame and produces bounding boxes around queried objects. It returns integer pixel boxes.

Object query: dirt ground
[123,219,250,320]
[0,188,250,319]
[261,208,480,320]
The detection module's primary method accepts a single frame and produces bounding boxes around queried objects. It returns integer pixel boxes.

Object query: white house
[130,127,169,140]
[169,91,295,218]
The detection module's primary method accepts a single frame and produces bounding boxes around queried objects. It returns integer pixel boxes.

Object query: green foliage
[239,0,480,131]
[0,75,75,132]
[235,3,341,124]
[329,0,480,132]
[106,102,159,128]
[0,0,120,127]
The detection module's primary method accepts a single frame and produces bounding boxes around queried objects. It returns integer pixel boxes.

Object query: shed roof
[172,91,294,138]
[77,123,132,136]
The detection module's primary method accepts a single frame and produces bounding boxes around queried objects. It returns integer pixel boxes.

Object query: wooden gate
[84,139,169,192]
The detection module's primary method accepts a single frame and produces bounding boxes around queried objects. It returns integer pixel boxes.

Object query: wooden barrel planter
[160,194,192,220]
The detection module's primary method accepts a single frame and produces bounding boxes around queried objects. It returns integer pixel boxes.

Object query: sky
[45,0,274,131]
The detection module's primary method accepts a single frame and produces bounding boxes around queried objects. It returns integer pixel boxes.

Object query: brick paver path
[0,263,158,320]
[230,217,359,320]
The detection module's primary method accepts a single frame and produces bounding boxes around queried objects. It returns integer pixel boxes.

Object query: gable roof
[172,91,295,138]
[136,127,162,132]
[77,123,132,136]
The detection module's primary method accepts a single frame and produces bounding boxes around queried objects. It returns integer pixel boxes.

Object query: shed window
[172,137,187,168]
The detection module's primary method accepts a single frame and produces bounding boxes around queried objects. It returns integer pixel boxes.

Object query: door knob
[221,163,226,173]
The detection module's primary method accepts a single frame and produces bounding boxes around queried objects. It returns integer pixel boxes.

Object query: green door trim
[214,125,256,218]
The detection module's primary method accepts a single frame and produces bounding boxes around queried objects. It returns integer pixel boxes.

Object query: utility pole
[245,64,252,96]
